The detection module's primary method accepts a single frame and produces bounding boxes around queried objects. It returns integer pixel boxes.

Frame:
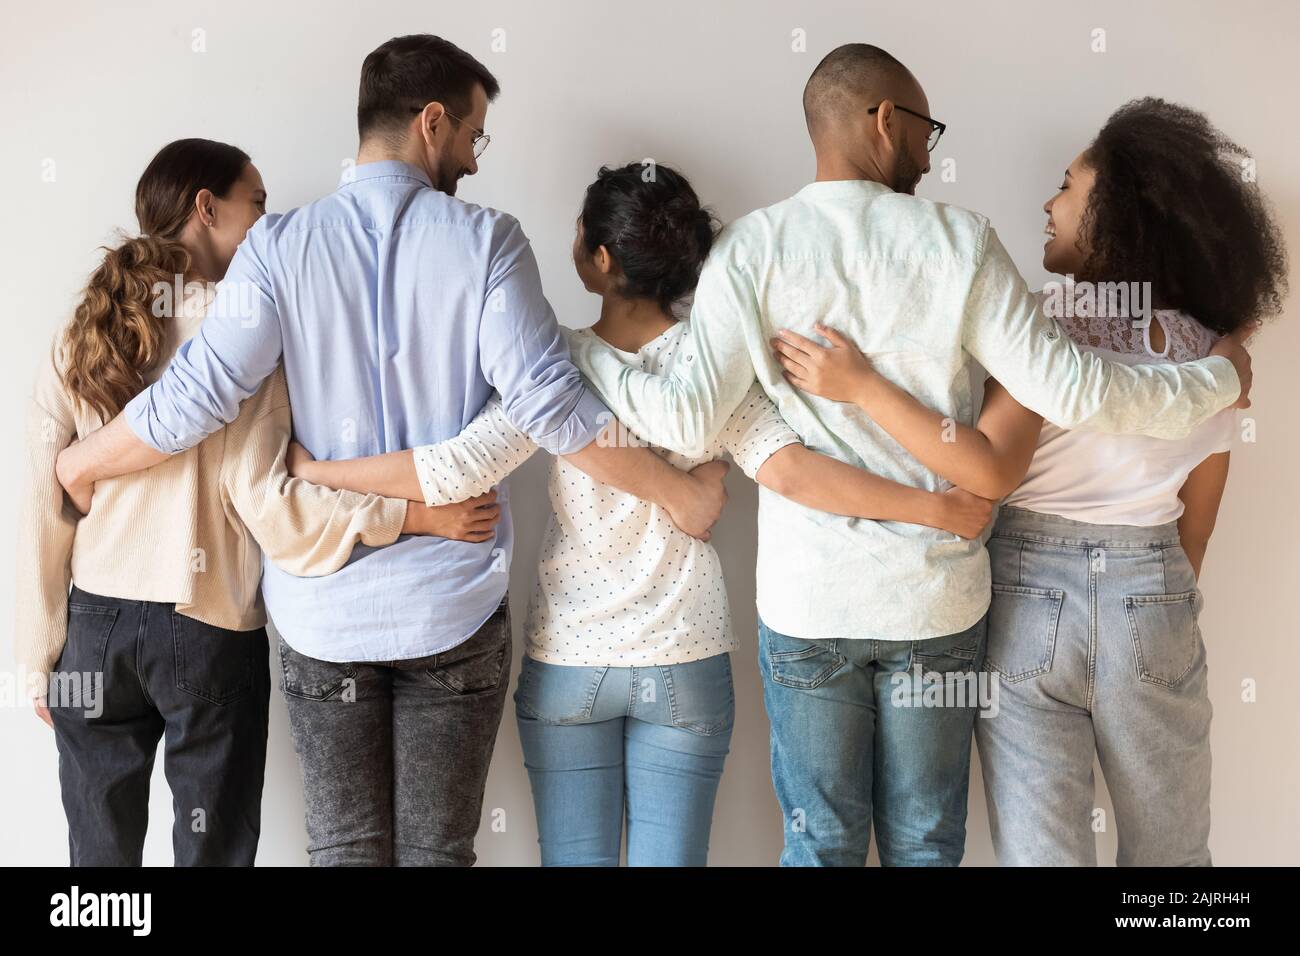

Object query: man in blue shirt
[56,34,727,866]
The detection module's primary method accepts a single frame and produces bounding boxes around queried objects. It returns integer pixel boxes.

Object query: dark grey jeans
[277,599,512,866]
[50,585,271,866]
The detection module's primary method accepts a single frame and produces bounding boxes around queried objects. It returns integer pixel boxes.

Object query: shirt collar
[796,178,892,199]
[342,159,433,189]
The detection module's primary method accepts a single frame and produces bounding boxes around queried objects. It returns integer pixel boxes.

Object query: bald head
[803,44,920,142]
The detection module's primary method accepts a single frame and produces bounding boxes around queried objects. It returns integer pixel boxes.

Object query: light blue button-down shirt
[125,160,607,661]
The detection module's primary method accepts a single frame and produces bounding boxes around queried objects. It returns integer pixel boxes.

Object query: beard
[434,155,465,196]
[892,141,924,195]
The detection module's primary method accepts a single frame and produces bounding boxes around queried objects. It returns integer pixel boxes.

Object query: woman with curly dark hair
[771,98,1288,865]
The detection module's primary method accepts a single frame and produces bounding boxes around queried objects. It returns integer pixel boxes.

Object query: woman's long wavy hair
[1079,98,1288,335]
[60,138,249,420]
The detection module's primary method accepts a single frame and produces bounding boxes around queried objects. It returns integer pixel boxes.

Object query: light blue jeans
[977,506,1213,866]
[513,653,734,866]
[758,614,988,866]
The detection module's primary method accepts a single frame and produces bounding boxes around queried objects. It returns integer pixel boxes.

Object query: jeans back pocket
[1125,590,1201,687]
[430,602,511,695]
[52,603,118,708]
[172,612,258,705]
[910,616,988,674]
[665,654,735,736]
[513,657,605,723]
[763,627,847,690]
[278,636,355,701]
[986,585,1063,683]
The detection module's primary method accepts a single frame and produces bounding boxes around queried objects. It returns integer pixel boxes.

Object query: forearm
[226,421,407,579]
[567,298,755,459]
[17,407,79,697]
[253,475,408,577]
[296,451,423,501]
[562,421,691,509]
[756,445,945,528]
[1176,452,1230,583]
[56,413,168,486]
[966,230,1240,440]
[411,398,538,506]
[853,376,1013,499]
[120,236,284,454]
[1043,353,1237,440]
[1177,528,1210,580]
[17,519,76,686]
[571,341,713,457]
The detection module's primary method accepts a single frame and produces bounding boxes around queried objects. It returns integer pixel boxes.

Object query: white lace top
[1004,297,1237,526]
[411,323,801,666]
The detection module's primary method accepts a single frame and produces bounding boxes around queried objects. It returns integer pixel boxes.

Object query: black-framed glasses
[410,105,491,158]
[868,104,946,152]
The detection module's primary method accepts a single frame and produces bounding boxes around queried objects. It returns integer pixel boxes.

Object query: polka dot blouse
[412,323,800,667]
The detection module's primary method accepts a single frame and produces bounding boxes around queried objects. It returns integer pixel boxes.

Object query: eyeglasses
[410,105,491,158]
[867,104,946,152]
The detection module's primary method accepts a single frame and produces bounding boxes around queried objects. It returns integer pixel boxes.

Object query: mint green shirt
[568,179,1240,642]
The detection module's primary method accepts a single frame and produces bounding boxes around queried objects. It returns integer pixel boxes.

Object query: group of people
[19,34,1286,867]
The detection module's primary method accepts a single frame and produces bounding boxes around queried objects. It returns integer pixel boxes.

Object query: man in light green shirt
[568,44,1252,866]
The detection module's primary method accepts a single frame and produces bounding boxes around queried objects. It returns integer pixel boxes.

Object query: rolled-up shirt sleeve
[718,384,802,480]
[124,218,285,454]
[963,226,1240,440]
[477,217,607,456]
[413,395,538,507]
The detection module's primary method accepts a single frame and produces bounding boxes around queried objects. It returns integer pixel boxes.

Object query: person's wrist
[923,489,950,530]
[852,370,885,410]
[653,466,691,512]
[400,501,428,535]
[55,445,89,492]
[292,458,320,483]
[394,499,412,534]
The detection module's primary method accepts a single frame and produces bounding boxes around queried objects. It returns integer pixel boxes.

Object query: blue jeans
[977,506,1213,866]
[758,614,988,866]
[513,653,734,866]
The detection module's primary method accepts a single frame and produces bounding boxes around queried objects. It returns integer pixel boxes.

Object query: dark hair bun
[580,162,720,310]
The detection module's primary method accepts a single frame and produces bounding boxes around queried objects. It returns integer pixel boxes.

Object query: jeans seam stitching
[135,604,155,709]
[1085,550,1098,711]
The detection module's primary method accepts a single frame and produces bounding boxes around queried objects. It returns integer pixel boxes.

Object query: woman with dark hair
[771,98,1288,865]
[288,160,997,865]
[15,139,490,866]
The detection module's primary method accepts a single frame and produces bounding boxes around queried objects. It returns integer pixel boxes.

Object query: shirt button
[1043,327,1059,341]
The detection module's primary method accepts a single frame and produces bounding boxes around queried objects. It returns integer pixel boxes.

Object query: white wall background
[2,0,1297,866]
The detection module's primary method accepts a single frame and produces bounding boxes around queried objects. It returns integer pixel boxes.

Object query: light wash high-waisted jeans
[977,506,1213,866]
[513,652,734,866]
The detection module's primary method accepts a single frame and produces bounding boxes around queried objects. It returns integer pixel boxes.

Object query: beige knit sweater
[15,297,408,699]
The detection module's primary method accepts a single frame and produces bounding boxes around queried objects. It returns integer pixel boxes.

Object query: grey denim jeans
[278,598,512,866]
[977,506,1213,866]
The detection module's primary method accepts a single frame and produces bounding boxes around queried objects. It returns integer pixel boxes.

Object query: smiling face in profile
[1042,151,1095,277]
